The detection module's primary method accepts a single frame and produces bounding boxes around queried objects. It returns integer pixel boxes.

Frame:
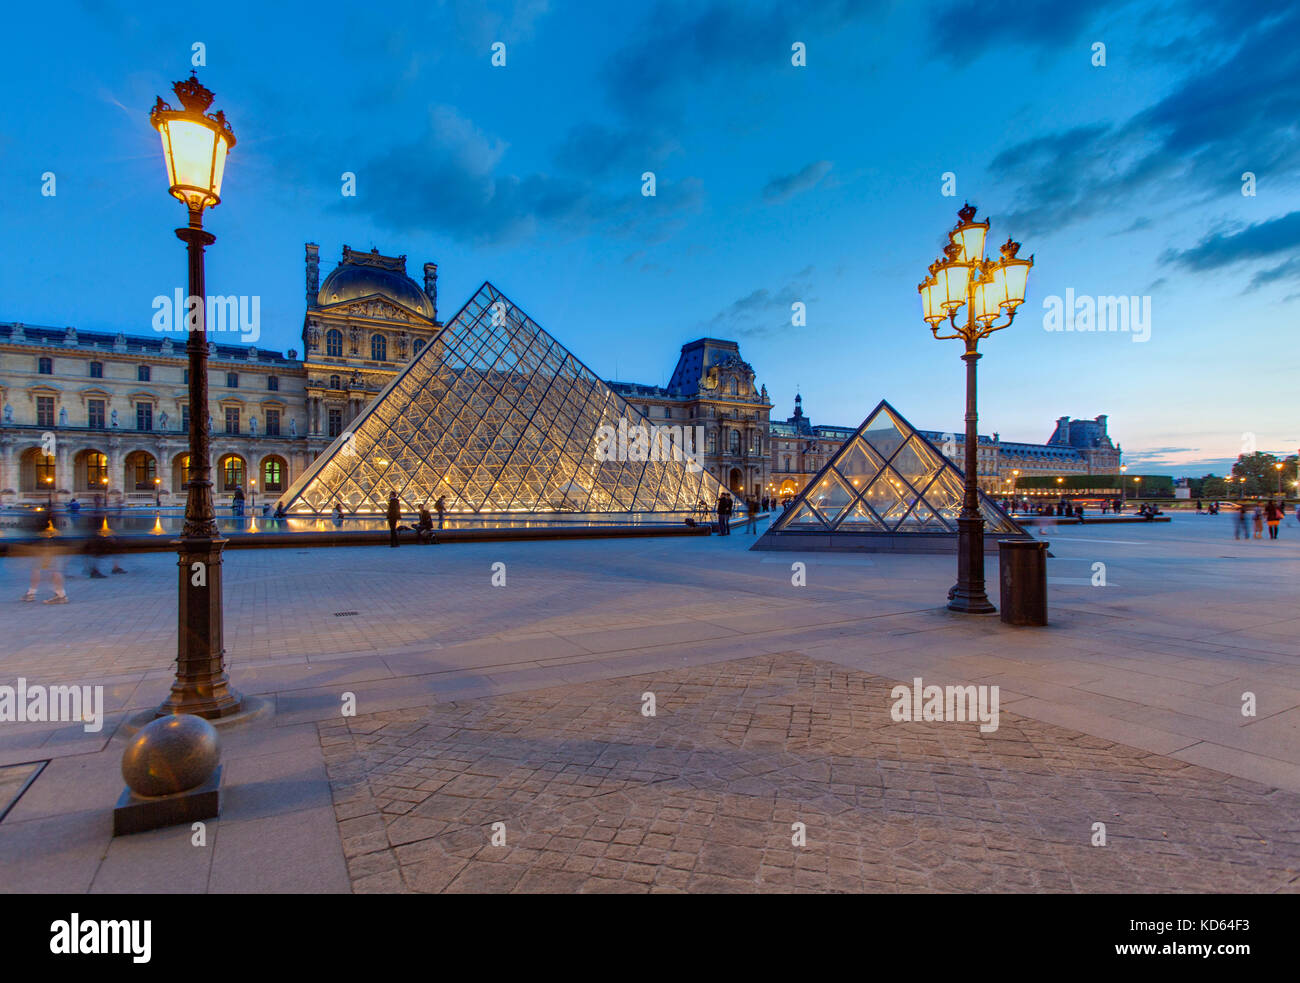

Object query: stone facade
[609,339,773,502]
[0,243,441,508]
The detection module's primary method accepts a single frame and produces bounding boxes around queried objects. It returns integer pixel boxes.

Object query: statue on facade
[249,416,258,436]
[348,324,361,353]
[58,407,68,426]
[159,410,169,429]
[110,409,119,428]
[3,404,12,424]
[305,322,319,350]
[290,417,297,437]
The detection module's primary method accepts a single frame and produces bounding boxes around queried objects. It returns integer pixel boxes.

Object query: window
[36,396,55,427]
[707,430,717,453]
[86,452,107,487]
[221,456,244,491]
[267,375,279,391]
[183,369,189,384]
[137,365,151,382]
[371,334,387,361]
[262,458,283,492]
[226,372,238,388]
[89,361,103,378]
[225,407,240,434]
[265,408,281,437]
[127,452,157,490]
[88,399,105,430]
[325,329,343,357]
[181,405,190,432]
[729,429,740,454]
[329,374,341,390]
[413,339,425,356]
[327,408,343,438]
[38,357,52,375]
[136,403,153,431]
[729,379,738,396]
[178,455,194,488]
[35,454,55,485]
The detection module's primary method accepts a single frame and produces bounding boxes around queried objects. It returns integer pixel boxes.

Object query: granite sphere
[122,714,220,797]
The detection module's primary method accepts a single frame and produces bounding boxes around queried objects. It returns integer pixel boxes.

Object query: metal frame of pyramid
[751,399,1032,553]
[274,282,734,522]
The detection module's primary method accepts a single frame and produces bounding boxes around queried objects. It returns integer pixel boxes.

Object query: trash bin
[999,539,1048,626]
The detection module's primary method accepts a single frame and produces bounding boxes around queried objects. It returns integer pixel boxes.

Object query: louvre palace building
[0,242,1119,511]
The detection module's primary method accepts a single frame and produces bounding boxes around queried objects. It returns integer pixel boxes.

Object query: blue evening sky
[2,0,1297,475]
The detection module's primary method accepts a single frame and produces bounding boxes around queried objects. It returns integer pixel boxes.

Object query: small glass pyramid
[275,283,734,520]
[767,400,1027,537]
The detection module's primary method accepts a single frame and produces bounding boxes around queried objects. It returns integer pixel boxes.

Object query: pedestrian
[416,503,435,544]
[1265,499,1282,540]
[746,496,759,534]
[387,491,401,547]
[716,491,730,536]
[1195,499,1203,513]
[1253,506,1264,539]
[19,507,69,604]
[232,485,245,517]
[1234,504,1249,539]
[435,495,447,529]
[331,502,344,527]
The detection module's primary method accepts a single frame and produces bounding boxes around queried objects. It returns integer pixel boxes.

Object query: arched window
[125,451,157,490]
[329,374,341,390]
[219,455,245,491]
[262,457,284,492]
[325,329,343,357]
[371,334,387,361]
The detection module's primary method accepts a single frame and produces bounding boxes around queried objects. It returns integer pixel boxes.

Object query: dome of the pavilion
[317,247,435,320]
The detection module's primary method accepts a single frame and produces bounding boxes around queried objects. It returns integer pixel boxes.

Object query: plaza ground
[0,512,1297,892]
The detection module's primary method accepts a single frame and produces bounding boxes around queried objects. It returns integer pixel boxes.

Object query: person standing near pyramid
[387,491,401,548]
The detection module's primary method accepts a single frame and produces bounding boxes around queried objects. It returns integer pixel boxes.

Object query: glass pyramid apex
[275,282,733,520]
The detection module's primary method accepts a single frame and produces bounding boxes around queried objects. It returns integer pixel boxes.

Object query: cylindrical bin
[999,539,1048,626]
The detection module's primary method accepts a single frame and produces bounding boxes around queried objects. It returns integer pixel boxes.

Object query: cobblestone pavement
[321,653,1300,893]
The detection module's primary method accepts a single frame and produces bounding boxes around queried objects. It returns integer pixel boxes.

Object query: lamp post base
[947,516,997,614]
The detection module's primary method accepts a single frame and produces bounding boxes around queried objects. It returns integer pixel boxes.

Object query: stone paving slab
[320,652,1300,894]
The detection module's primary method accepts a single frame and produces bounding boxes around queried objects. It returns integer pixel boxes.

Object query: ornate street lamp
[918,204,1032,613]
[150,72,242,719]
[1274,461,1283,496]
[1120,463,1127,509]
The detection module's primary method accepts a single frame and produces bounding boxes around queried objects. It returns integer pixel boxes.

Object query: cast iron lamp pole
[919,204,1033,614]
[150,73,242,718]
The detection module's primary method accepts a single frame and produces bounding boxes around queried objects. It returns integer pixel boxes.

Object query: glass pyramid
[769,400,1027,537]
[274,282,733,520]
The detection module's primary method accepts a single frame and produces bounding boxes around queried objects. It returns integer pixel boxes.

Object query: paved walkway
[324,653,1300,893]
[0,512,1297,891]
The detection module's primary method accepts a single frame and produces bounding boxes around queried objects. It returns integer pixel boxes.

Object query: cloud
[703,267,815,339]
[552,123,679,180]
[762,160,833,203]
[1161,211,1300,281]
[599,0,884,122]
[984,2,1300,244]
[928,0,1115,62]
[342,105,701,246]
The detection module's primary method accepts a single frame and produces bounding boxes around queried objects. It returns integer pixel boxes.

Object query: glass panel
[806,471,855,525]
[859,405,909,462]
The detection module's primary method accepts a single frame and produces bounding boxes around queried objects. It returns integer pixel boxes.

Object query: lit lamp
[149,72,242,720]
[918,204,1032,613]
[1119,464,1128,509]
[44,474,54,511]
[154,476,161,507]
[1275,461,1283,496]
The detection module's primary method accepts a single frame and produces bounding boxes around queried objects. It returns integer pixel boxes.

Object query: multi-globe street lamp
[918,204,1032,613]
[150,72,243,719]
